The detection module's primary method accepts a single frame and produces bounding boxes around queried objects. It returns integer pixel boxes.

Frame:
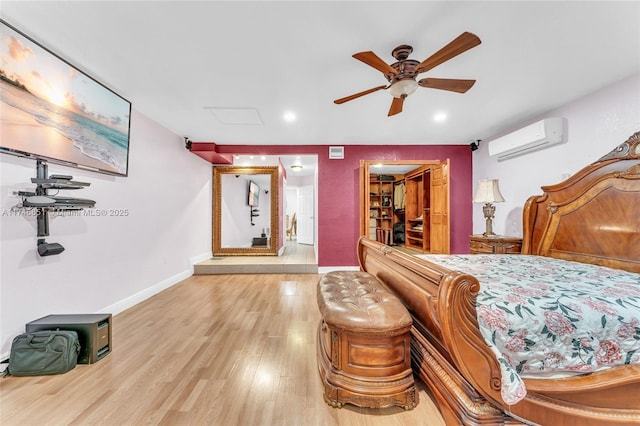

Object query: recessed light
[283,111,296,123]
[433,112,447,122]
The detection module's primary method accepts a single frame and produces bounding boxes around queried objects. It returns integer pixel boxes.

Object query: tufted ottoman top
[317,271,412,332]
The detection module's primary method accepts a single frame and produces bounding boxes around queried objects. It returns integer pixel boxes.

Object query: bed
[357,132,640,425]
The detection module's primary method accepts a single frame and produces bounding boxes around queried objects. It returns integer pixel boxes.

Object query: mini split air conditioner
[488,118,565,160]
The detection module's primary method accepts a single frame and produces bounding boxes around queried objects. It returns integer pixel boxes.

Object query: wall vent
[329,146,344,159]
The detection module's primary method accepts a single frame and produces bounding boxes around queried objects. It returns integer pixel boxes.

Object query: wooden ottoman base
[316,321,417,410]
[316,271,417,410]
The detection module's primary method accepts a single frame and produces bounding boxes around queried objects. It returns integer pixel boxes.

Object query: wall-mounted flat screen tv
[248,180,259,207]
[0,20,132,176]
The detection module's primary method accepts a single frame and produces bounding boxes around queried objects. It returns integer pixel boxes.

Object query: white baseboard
[99,269,192,316]
[317,266,360,274]
[189,251,213,271]
[100,252,210,316]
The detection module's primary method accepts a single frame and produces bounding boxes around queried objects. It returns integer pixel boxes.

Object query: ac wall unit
[488,118,565,160]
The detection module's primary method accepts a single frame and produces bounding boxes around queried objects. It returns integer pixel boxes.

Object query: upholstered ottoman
[316,271,417,410]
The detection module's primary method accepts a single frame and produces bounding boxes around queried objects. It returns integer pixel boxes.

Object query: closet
[368,177,395,245]
[404,167,429,251]
[360,160,450,254]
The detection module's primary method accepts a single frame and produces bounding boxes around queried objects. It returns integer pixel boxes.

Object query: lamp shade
[473,179,505,203]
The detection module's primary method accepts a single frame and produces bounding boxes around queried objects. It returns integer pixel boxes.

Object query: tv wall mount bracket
[19,160,96,256]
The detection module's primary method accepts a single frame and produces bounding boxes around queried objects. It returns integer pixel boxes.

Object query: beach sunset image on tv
[0,20,131,176]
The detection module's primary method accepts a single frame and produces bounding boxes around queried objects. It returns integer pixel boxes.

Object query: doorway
[223,153,318,266]
[359,159,451,254]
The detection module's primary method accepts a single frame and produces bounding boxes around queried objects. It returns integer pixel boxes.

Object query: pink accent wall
[215,144,473,267]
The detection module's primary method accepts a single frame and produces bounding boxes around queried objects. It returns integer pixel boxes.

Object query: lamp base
[482,202,496,237]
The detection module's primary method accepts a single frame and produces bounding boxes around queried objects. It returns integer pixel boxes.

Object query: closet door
[404,171,425,251]
[430,160,450,254]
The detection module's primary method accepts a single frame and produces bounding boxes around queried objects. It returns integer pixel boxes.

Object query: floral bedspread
[415,254,640,405]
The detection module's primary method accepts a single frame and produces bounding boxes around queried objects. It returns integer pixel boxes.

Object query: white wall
[0,110,212,357]
[472,73,640,237]
[285,187,298,218]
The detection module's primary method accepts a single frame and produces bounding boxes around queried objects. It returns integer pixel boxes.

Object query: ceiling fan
[334,32,481,116]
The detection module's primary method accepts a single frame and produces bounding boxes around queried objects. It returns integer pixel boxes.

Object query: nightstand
[469,235,522,254]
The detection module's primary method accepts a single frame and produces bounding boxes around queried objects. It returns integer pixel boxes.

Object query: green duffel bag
[6,330,80,376]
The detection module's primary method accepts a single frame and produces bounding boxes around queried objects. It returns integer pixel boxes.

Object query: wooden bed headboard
[522,132,640,272]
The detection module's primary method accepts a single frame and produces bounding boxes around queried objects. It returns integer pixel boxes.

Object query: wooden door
[405,171,425,251]
[359,161,371,237]
[429,160,450,254]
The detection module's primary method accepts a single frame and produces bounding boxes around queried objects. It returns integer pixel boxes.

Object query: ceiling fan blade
[418,78,476,93]
[387,96,404,116]
[352,51,399,76]
[415,32,481,75]
[333,85,388,104]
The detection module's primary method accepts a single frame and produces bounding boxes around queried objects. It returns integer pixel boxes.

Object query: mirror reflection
[213,166,279,255]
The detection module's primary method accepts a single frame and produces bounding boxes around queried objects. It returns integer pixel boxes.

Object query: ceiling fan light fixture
[389,79,418,98]
[335,32,481,115]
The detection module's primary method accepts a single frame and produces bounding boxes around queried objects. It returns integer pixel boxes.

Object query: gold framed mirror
[213,166,279,255]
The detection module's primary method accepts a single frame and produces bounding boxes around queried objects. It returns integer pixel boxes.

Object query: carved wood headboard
[522,132,640,272]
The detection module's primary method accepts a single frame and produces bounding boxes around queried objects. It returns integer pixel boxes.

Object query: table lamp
[473,179,505,236]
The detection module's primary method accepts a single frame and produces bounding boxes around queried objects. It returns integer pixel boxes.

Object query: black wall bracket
[25,160,93,256]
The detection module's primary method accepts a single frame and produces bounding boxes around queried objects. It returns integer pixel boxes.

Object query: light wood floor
[0,274,445,426]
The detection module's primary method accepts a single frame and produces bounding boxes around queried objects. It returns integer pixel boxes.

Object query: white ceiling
[2,1,639,156]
